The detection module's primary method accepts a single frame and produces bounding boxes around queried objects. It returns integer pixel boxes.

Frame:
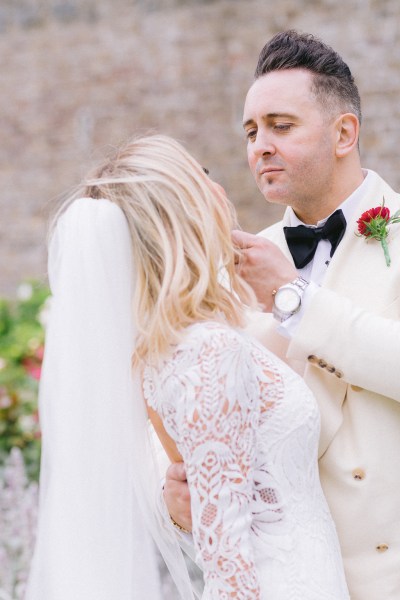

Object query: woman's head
[74,134,255,362]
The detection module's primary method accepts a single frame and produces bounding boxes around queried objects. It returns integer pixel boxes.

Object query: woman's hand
[164,462,192,532]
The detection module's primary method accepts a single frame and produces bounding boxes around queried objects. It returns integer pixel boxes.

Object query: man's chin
[260,188,290,207]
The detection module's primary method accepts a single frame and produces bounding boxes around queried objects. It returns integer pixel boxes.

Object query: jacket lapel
[260,207,295,264]
[321,171,400,311]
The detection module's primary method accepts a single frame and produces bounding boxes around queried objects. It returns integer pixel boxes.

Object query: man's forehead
[243,70,315,120]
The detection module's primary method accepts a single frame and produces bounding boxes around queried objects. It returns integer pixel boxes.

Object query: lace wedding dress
[144,321,350,600]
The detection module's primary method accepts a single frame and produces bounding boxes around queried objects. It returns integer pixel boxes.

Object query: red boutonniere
[356,199,400,266]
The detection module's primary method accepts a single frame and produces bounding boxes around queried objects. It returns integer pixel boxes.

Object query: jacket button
[326,364,336,373]
[376,544,389,553]
[307,355,319,364]
[352,468,365,481]
[335,370,343,378]
[351,385,362,392]
[318,359,327,368]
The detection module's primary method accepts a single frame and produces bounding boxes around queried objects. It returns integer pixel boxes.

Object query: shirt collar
[288,169,373,228]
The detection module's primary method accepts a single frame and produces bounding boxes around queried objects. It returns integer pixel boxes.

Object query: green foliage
[0,281,50,481]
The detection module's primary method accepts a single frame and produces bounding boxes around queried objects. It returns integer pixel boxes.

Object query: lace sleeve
[175,327,261,599]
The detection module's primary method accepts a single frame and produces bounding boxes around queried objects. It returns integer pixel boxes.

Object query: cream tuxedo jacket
[247,170,400,600]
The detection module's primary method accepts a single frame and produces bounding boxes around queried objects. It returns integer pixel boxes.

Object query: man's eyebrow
[268,112,299,120]
[242,118,255,129]
[242,112,298,128]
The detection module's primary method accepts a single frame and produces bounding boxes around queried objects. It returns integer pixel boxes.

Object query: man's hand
[164,462,192,533]
[232,230,297,311]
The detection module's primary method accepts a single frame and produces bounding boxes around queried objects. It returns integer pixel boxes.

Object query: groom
[165,31,400,599]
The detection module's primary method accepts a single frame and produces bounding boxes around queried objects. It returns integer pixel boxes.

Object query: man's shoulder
[365,170,400,206]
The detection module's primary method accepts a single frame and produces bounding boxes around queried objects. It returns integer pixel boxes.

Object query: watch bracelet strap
[292,276,309,292]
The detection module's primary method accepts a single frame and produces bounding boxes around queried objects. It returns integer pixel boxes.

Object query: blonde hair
[58,135,256,364]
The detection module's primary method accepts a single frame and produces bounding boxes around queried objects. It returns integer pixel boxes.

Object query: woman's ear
[334,113,359,158]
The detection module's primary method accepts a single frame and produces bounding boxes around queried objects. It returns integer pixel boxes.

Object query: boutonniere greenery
[356,199,400,267]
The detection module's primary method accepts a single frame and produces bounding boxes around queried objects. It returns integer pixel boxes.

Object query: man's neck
[290,168,369,227]
[294,165,365,225]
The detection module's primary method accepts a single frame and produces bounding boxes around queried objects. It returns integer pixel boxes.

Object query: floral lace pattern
[144,322,349,600]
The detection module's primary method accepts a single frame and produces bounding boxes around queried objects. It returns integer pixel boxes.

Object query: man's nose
[252,130,276,158]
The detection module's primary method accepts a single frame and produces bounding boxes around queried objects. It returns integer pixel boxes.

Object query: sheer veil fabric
[25,199,196,600]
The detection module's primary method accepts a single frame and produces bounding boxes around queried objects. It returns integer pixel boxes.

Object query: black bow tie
[283,209,347,269]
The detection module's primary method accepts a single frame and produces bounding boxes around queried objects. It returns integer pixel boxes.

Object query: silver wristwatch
[272,276,309,323]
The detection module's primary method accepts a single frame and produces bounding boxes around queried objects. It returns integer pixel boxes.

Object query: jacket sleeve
[287,286,400,402]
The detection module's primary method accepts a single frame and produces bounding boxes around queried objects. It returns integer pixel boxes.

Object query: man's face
[243,69,338,222]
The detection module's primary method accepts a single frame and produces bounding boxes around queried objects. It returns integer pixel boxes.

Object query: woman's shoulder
[149,321,249,383]
[185,320,245,344]
[186,320,227,335]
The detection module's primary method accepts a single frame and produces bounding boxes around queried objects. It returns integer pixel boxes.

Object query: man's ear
[334,113,359,158]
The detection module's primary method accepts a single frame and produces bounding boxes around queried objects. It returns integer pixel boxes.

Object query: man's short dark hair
[255,30,362,123]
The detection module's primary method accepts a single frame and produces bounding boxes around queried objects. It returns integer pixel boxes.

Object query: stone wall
[2,0,400,296]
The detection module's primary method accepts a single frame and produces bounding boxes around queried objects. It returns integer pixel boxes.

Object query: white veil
[25,198,196,600]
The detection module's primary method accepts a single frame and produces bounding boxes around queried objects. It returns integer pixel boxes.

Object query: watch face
[275,287,301,312]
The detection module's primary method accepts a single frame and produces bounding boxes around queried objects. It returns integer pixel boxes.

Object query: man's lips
[258,166,284,175]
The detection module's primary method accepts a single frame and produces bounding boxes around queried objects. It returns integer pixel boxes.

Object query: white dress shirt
[279,169,373,338]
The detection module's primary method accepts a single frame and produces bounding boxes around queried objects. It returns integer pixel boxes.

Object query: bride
[25,134,349,599]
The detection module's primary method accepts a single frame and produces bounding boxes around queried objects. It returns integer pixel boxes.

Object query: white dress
[144,321,350,600]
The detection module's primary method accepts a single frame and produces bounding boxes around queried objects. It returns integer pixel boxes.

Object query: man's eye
[274,123,292,131]
[245,129,257,141]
